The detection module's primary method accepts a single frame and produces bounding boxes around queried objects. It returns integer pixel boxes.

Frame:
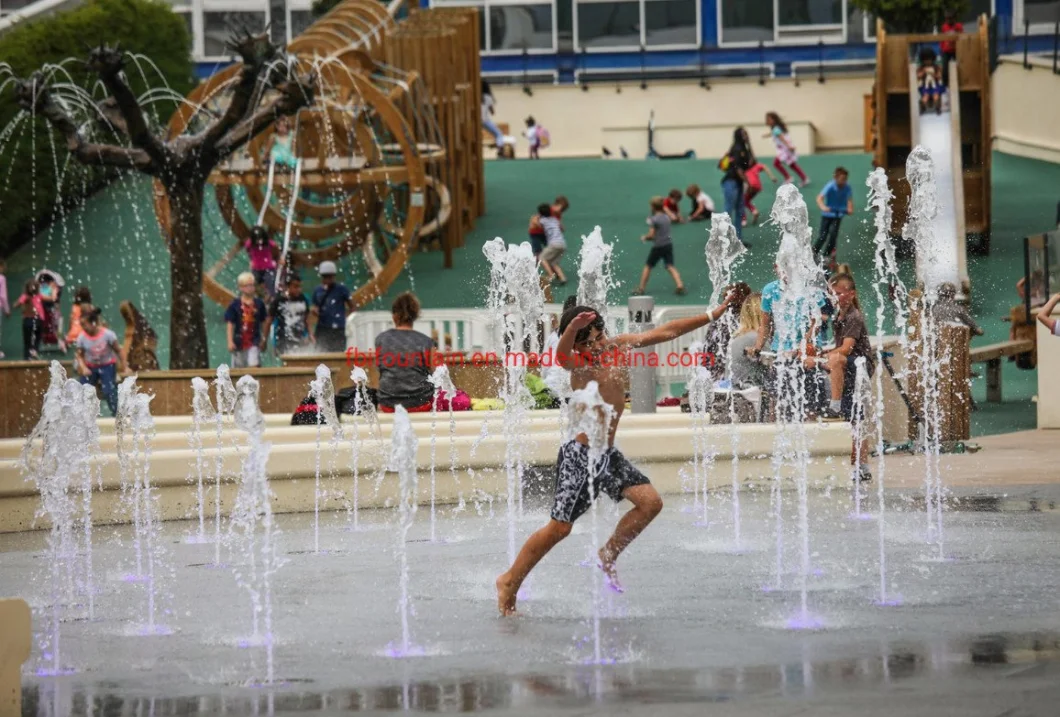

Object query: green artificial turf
[3,151,1058,436]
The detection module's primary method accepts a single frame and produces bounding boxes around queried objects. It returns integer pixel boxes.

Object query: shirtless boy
[496,297,732,615]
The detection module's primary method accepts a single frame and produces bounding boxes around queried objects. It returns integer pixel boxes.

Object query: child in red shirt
[15,279,45,360]
[743,161,778,226]
[528,195,570,257]
[663,189,684,223]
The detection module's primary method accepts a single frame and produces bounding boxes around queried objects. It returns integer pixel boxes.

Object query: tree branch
[214,75,315,160]
[200,29,286,150]
[14,73,154,173]
[86,44,170,168]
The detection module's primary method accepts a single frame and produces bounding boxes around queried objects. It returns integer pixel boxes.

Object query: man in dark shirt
[267,273,310,356]
[310,261,354,353]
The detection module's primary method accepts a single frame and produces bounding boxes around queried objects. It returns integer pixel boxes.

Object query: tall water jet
[74,382,102,622]
[116,376,171,635]
[867,167,904,604]
[904,147,946,559]
[850,358,871,518]
[346,367,379,531]
[212,365,237,566]
[686,363,714,528]
[483,238,546,562]
[705,212,748,547]
[229,375,283,684]
[309,365,343,553]
[20,364,92,674]
[577,226,616,322]
[385,406,423,657]
[567,382,614,665]
[769,184,827,628]
[427,365,459,541]
[188,377,214,543]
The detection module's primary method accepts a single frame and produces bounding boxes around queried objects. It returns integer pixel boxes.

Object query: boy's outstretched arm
[1037,292,1060,333]
[617,301,729,349]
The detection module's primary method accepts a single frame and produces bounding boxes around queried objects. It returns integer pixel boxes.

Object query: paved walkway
[885,429,1059,489]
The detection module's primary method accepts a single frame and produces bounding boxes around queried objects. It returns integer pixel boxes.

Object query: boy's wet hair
[538,203,552,217]
[726,282,753,311]
[559,305,604,345]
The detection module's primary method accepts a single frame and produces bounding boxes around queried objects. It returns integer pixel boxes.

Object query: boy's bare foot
[598,548,624,593]
[496,574,518,616]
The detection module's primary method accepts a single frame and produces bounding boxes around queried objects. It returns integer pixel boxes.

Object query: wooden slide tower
[873,15,993,269]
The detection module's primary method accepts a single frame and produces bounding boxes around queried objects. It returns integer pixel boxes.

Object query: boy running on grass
[496,296,732,616]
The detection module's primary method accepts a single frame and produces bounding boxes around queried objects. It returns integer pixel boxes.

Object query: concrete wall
[1037,306,1060,429]
[491,75,873,159]
[0,409,856,533]
[993,56,1060,165]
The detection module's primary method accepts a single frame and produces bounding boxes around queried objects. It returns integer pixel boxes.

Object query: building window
[777,0,842,27]
[644,0,698,47]
[1017,0,1060,32]
[289,9,314,39]
[719,0,773,45]
[430,1,556,54]
[576,0,641,49]
[962,0,994,23]
[176,9,194,42]
[490,2,555,51]
[203,11,267,58]
[573,0,699,50]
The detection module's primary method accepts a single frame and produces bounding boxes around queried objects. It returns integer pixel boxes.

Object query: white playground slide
[910,64,968,294]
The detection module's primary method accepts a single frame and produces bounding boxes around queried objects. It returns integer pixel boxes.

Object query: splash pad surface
[7,481,1060,716]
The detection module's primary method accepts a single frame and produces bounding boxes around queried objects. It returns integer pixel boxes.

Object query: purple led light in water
[785,615,827,631]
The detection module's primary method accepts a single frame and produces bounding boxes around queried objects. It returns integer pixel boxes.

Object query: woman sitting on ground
[374,292,437,413]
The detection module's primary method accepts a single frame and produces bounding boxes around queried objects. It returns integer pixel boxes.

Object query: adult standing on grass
[310,261,354,353]
[719,128,754,247]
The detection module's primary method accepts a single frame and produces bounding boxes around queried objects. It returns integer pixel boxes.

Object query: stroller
[35,269,66,352]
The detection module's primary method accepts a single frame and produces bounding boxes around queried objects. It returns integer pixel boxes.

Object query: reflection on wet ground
[22,632,1060,715]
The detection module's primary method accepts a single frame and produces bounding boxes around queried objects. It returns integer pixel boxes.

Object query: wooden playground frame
[873,16,993,270]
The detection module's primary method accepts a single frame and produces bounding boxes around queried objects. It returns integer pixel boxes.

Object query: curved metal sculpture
[156,0,451,306]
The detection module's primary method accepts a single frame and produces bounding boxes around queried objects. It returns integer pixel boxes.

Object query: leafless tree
[14,30,314,369]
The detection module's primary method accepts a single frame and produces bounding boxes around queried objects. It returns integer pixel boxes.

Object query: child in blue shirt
[813,167,854,265]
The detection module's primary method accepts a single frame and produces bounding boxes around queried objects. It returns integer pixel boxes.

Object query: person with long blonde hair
[729,292,765,387]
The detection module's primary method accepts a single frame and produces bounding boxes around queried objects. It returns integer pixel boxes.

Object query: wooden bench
[969,339,1034,402]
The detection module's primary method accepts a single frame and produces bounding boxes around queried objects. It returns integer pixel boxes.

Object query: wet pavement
[5,481,1060,716]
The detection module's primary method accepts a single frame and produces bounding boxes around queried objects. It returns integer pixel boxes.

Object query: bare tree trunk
[166,178,210,369]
